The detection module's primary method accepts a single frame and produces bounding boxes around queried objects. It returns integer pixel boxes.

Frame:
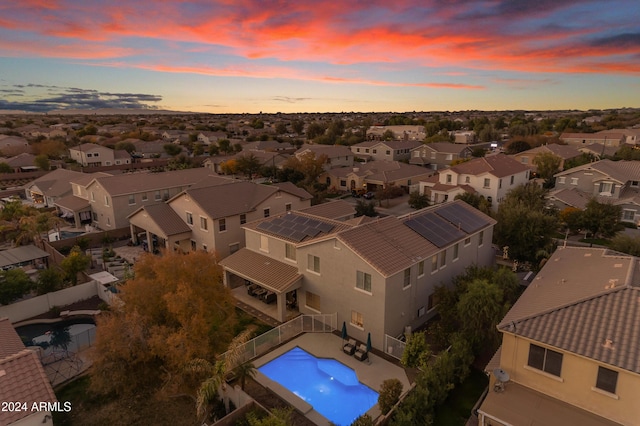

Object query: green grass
[433,368,488,426]
[579,238,611,246]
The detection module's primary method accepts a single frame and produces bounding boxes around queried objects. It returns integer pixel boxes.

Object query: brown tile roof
[0,318,25,359]
[547,187,590,209]
[184,181,309,220]
[420,142,471,154]
[0,350,57,425]
[499,247,640,373]
[450,154,530,178]
[296,144,353,159]
[521,144,581,160]
[271,182,312,200]
[54,194,91,211]
[70,171,113,186]
[338,200,495,277]
[299,200,356,220]
[219,248,301,293]
[28,168,85,197]
[129,203,192,236]
[92,167,215,196]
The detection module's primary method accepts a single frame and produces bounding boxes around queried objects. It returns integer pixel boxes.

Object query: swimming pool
[258,347,379,426]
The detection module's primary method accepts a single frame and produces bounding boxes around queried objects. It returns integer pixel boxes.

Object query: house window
[163,189,170,200]
[340,180,347,187]
[599,182,613,195]
[479,231,484,246]
[623,210,635,221]
[128,194,135,205]
[90,192,95,202]
[285,203,292,212]
[104,196,110,206]
[464,237,471,246]
[418,306,426,317]
[527,344,563,377]
[427,293,438,310]
[430,152,436,159]
[141,193,148,201]
[510,175,515,185]
[418,261,425,277]
[499,179,502,189]
[92,212,97,221]
[356,271,372,293]
[215,218,223,232]
[403,268,411,288]
[351,310,364,328]
[202,244,207,251]
[446,154,453,161]
[631,181,639,187]
[372,149,377,154]
[571,177,578,185]
[186,212,193,225]
[365,149,369,153]
[386,150,390,155]
[285,243,296,261]
[106,217,111,227]
[307,254,320,273]
[595,366,618,394]
[483,178,490,188]
[521,157,529,164]
[440,250,446,268]
[431,255,438,272]
[260,235,269,252]
[465,176,470,183]
[155,190,161,201]
[240,214,247,225]
[446,174,452,184]
[558,177,566,184]
[191,240,197,251]
[229,243,239,254]
[264,208,270,218]
[306,291,321,311]
[453,243,459,260]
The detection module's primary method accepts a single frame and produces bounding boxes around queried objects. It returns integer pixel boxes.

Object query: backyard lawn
[433,368,488,426]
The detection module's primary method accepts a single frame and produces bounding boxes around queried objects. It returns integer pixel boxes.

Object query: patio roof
[478,381,621,426]
[219,248,302,294]
[0,245,49,269]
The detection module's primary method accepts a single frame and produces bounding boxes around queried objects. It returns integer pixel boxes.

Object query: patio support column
[129,224,137,244]
[73,212,81,229]
[146,231,153,252]
[276,292,286,322]
[222,270,230,288]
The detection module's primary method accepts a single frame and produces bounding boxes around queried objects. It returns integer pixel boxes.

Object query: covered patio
[128,204,192,253]
[54,195,92,229]
[219,248,302,323]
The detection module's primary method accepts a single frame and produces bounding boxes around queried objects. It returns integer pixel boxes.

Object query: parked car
[363,192,374,199]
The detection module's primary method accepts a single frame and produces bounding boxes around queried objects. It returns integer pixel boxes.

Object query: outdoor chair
[354,344,368,361]
[343,339,356,355]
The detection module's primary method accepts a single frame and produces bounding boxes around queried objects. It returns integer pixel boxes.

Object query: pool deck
[253,332,410,426]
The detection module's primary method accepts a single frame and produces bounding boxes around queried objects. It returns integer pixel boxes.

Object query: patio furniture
[343,339,356,355]
[253,287,267,298]
[247,284,259,297]
[354,344,368,361]
[262,291,276,304]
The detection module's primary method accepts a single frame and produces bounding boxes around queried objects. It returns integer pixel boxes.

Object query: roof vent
[614,263,623,268]
[584,253,592,257]
[603,339,615,350]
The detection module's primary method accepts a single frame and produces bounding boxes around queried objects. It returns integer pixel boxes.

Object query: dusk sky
[1,0,639,113]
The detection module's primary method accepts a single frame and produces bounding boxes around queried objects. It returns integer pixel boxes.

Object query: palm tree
[235,362,257,390]
[186,327,254,420]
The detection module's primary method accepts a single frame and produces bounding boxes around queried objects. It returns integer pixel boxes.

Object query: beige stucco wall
[442,170,529,208]
[499,333,640,426]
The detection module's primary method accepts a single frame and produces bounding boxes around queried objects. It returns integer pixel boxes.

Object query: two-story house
[25,168,87,207]
[350,140,422,162]
[295,144,354,170]
[322,160,434,193]
[512,144,582,172]
[69,143,131,167]
[548,160,640,224]
[560,132,625,147]
[409,142,474,170]
[478,247,640,426]
[219,200,495,352]
[84,168,217,230]
[128,178,312,258]
[366,125,426,141]
[420,154,531,208]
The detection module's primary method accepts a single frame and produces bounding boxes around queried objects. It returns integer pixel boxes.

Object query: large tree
[91,251,237,396]
[60,246,91,286]
[533,152,562,184]
[581,199,621,238]
[235,153,262,179]
[494,184,557,263]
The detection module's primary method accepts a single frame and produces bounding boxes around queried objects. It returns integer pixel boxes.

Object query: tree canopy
[532,152,562,183]
[91,251,237,396]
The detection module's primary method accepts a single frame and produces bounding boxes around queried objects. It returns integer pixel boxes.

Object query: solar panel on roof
[434,203,489,234]
[257,222,273,232]
[290,231,307,242]
[292,223,308,231]
[270,224,284,234]
[304,227,321,238]
[316,223,334,233]
[271,218,285,226]
[404,212,465,247]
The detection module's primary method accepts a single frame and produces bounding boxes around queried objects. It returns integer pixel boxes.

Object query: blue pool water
[258,347,379,426]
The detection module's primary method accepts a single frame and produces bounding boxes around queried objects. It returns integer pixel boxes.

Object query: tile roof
[28,168,85,197]
[129,203,192,236]
[555,159,640,184]
[184,181,306,220]
[299,200,356,220]
[54,194,91,211]
[219,248,301,293]
[450,154,530,178]
[499,247,640,373]
[296,144,353,159]
[271,182,313,200]
[69,171,113,187]
[0,318,57,425]
[0,318,25,359]
[0,245,50,269]
[92,167,215,196]
[520,144,581,160]
[338,200,494,277]
[420,142,471,154]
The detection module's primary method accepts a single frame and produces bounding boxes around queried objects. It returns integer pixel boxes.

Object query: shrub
[378,378,403,415]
